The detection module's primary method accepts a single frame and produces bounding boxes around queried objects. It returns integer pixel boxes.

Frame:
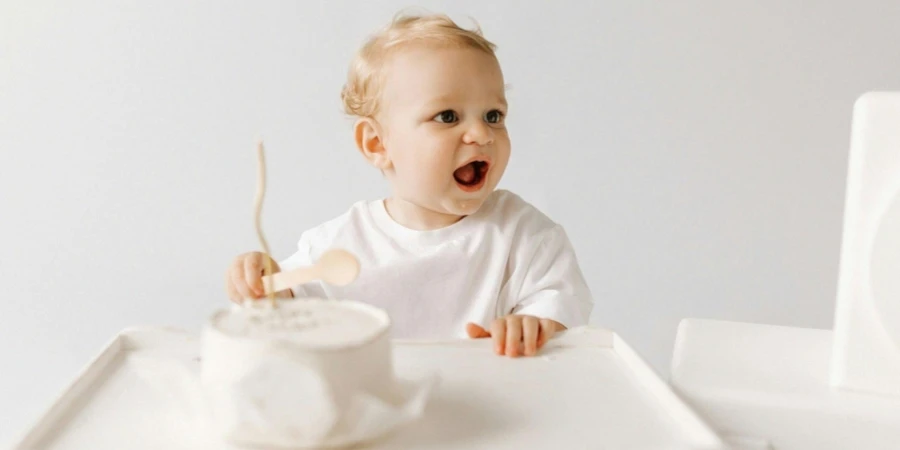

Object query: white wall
[2,0,899,444]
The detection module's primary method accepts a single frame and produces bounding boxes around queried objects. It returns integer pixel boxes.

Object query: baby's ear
[354,118,391,170]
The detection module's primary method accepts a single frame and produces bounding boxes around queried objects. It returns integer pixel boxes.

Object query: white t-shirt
[279,189,593,339]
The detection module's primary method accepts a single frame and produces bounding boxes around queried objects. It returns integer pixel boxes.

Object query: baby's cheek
[420,161,453,184]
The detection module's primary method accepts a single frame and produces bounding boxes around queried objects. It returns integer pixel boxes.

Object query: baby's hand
[225,252,293,303]
[466,315,565,357]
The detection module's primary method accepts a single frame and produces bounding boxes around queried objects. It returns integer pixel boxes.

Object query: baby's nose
[463,122,494,146]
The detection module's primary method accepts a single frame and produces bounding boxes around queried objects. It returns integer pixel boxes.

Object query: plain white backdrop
[2,0,900,444]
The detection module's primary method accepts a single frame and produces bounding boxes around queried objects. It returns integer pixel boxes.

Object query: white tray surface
[17,327,723,449]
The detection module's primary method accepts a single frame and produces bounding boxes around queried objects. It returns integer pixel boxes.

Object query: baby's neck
[384,197,463,231]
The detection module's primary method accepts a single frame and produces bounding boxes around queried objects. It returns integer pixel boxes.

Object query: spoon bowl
[317,249,361,286]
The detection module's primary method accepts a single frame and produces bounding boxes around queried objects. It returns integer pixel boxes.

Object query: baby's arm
[510,225,593,328]
[468,225,594,356]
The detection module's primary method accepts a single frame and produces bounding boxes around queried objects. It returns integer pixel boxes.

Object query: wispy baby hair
[340,10,498,118]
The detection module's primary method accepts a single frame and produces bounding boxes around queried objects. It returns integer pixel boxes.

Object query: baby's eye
[433,110,458,123]
[485,110,505,124]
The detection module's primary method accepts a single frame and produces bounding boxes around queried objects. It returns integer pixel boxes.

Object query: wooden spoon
[261,248,360,295]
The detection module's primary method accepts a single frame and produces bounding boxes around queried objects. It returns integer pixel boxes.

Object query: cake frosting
[212,299,389,345]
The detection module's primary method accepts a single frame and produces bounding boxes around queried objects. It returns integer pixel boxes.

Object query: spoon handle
[262,266,319,295]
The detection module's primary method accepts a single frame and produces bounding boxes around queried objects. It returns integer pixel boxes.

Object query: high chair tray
[12,326,724,449]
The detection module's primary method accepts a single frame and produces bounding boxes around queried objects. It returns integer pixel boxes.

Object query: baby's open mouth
[453,160,490,192]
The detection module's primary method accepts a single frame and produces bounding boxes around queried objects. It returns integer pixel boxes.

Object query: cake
[199,298,409,448]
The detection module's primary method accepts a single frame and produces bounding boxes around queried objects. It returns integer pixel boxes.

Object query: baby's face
[375,45,510,217]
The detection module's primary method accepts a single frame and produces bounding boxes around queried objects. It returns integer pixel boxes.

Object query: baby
[225,12,593,357]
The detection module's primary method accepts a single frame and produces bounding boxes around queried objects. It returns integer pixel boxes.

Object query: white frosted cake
[200,298,401,448]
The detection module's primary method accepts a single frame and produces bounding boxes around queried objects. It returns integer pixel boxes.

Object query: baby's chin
[439,193,491,217]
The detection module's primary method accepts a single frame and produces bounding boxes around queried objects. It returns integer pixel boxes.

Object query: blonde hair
[340,11,498,118]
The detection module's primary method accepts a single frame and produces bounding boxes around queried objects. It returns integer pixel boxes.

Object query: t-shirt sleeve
[509,225,594,328]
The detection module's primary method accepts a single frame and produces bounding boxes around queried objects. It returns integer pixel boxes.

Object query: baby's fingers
[243,256,265,297]
[505,317,522,357]
[466,323,491,339]
[522,316,540,356]
[538,319,558,349]
[225,270,242,303]
[228,260,255,301]
[490,318,506,355]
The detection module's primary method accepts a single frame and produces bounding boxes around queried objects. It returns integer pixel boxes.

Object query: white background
[2,0,899,445]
